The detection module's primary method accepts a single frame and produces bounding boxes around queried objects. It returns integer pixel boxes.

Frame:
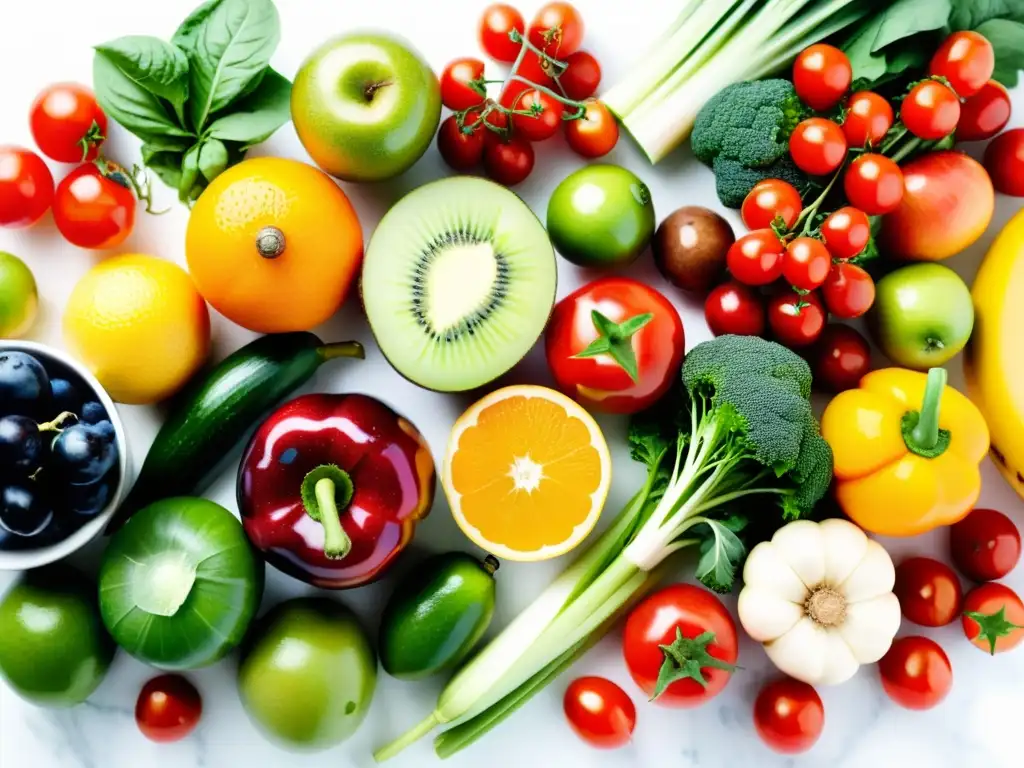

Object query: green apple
[292,33,441,182]
[0,251,38,338]
[869,263,974,370]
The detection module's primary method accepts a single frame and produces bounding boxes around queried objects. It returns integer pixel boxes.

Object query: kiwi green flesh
[362,177,556,392]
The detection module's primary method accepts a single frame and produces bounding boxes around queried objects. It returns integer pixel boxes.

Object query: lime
[0,251,38,337]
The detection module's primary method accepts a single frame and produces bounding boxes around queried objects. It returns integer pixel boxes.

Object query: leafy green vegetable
[975,19,1024,87]
[94,36,190,116]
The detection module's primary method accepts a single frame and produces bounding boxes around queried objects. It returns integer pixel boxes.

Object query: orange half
[444,386,612,562]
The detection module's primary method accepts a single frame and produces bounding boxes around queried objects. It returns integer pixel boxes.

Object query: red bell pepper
[236,393,435,589]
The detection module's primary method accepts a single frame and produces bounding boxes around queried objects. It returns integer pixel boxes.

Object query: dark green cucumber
[106,333,363,533]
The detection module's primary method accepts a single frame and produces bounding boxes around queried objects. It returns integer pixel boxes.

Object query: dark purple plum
[0,484,54,537]
[50,423,117,485]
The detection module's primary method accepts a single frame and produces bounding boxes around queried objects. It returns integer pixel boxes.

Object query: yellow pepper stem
[903,367,951,458]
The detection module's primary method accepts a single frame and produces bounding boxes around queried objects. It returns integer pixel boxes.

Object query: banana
[964,208,1024,500]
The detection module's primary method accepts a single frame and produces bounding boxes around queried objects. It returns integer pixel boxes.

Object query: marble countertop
[2,1,1024,767]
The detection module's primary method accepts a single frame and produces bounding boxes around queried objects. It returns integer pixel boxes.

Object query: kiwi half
[362,177,556,392]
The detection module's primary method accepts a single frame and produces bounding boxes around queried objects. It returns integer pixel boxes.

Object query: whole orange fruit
[185,157,363,332]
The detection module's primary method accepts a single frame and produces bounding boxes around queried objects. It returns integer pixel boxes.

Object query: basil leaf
[870,0,951,51]
[206,69,291,147]
[143,146,185,189]
[179,144,202,203]
[975,19,1024,86]
[171,0,223,51]
[198,138,229,182]
[949,0,1024,31]
[94,36,189,115]
[93,52,193,142]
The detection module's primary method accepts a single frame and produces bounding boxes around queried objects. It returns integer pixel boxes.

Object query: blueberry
[93,420,116,442]
[50,423,118,485]
[0,415,45,475]
[80,401,108,425]
[49,378,82,416]
[0,484,54,537]
[0,352,51,418]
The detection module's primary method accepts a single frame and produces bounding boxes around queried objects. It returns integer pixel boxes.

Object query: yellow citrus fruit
[63,254,210,404]
[185,157,363,333]
[443,385,612,562]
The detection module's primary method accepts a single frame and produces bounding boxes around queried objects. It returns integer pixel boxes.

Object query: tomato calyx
[964,607,1024,655]
[572,310,652,382]
[77,120,106,163]
[652,628,737,700]
[92,157,167,215]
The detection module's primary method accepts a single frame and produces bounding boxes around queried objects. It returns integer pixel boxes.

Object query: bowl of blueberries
[0,341,128,569]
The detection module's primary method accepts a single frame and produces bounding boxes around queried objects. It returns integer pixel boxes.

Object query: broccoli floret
[712,155,812,209]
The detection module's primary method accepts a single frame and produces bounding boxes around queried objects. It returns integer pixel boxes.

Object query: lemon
[0,251,38,338]
[63,255,210,404]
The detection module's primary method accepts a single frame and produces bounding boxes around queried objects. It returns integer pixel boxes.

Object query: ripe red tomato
[962,582,1024,655]
[741,179,803,231]
[546,277,684,414]
[563,677,635,749]
[726,229,784,286]
[789,118,848,176]
[843,153,904,215]
[516,51,554,88]
[901,80,961,140]
[821,262,875,319]
[792,44,852,111]
[483,135,534,186]
[894,557,963,627]
[753,678,824,755]
[560,51,601,100]
[511,89,564,141]
[440,58,486,111]
[879,636,952,710]
[929,30,995,99]
[820,206,871,259]
[30,83,107,163]
[479,3,525,63]
[564,100,618,158]
[783,237,831,290]
[528,2,584,58]
[957,80,1012,142]
[135,674,202,743]
[843,91,894,148]
[949,508,1022,582]
[704,281,766,337]
[53,161,136,249]
[623,584,737,707]
[984,128,1024,197]
[0,146,54,228]
[768,290,825,348]
[437,115,485,171]
[811,324,870,393]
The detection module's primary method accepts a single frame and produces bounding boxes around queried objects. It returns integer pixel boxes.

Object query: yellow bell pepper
[820,367,989,537]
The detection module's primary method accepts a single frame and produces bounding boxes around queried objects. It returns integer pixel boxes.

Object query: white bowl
[0,340,129,570]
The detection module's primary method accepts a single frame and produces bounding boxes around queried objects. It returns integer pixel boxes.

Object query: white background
[2,1,1024,767]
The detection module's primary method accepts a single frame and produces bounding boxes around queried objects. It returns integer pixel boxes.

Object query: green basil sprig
[92,0,290,205]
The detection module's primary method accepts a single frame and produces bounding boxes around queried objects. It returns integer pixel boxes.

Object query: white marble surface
[2,1,1024,767]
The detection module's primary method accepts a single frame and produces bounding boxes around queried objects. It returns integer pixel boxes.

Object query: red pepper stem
[911,367,946,451]
[313,477,352,560]
[316,341,365,362]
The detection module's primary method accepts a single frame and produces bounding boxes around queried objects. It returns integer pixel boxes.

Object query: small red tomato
[821,262,875,319]
[135,674,202,743]
[52,161,136,249]
[479,3,526,63]
[783,237,831,290]
[726,229,784,286]
[949,508,1022,582]
[844,153,904,215]
[879,636,952,710]
[511,89,564,142]
[894,557,963,627]
[483,135,534,186]
[439,58,486,111]
[0,146,54,228]
[957,80,1012,142]
[820,206,871,259]
[962,582,1024,655]
[437,114,485,171]
[704,281,766,337]
[984,128,1024,197]
[793,44,852,111]
[30,83,107,163]
[812,324,871,392]
[563,677,635,749]
[768,290,825,348]
[753,678,824,755]
[790,118,848,176]
[741,179,803,231]
[564,100,618,158]
[929,30,995,99]
[901,80,961,140]
[560,51,601,100]
[517,51,554,88]
[528,1,584,58]
[843,91,894,148]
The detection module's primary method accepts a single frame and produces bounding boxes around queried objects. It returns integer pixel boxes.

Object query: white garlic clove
[770,519,826,588]
[840,539,897,603]
[742,540,808,602]
[738,586,803,642]
[839,592,901,663]
[820,518,869,587]
[763,617,828,685]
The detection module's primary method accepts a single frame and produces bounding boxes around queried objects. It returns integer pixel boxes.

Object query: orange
[443,385,612,562]
[185,157,363,333]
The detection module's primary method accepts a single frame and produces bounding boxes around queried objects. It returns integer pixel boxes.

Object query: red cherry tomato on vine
[546,277,684,414]
[704,281,766,337]
[820,206,871,259]
[53,161,136,249]
[929,30,995,99]
[811,324,871,393]
[985,128,1024,197]
[727,229,784,286]
[792,44,852,111]
[511,89,564,142]
[790,118,847,176]
[842,91,894,148]
[563,677,635,749]
[528,2,584,58]
[440,58,486,111]
[560,51,602,100]
[0,146,54,228]
[957,80,1012,142]
[30,83,107,163]
[821,262,875,319]
[901,80,961,140]
[894,557,963,627]
[483,136,534,186]
[564,100,618,158]
[479,3,525,63]
[844,153,904,215]
[741,179,802,231]
[783,237,831,290]
[962,582,1024,655]
[949,508,1021,582]
[437,115,485,171]
[879,636,952,710]
[753,678,824,755]
[768,290,825,348]
[136,674,202,743]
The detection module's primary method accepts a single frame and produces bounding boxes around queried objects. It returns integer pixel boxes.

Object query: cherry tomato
[843,153,904,215]
[53,161,136,249]
[560,50,601,100]
[563,676,635,749]
[546,277,684,414]
[528,2,584,58]
[821,262,875,319]
[623,584,737,707]
[30,83,107,163]
[741,179,803,231]
[516,51,554,88]
[753,678,824,755]
[949,508,1022,582]
[957,80,1012,142]
[929,30,995,99]
[704,281,767,337]
[440,58,486,111]
[135,674,202,743]
[842,91,894,148]
[783,237,831,290]
[894,557,963,627]
[726,229,784,286]
[437,114,485,171]
[811,324,871,393]
[564,100,618,158]
[962,582,1024,655]
[901,80,961,140]
[479,3,525,63]
[483,135,534,186]
[820,206,871,259]
[511,89,563,142]
[879,636,952,710]
[984,128,1024,197]
[792,44,852,111]
[789,118,848,176]
[0,146,54,228]
[768,290,825,348]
